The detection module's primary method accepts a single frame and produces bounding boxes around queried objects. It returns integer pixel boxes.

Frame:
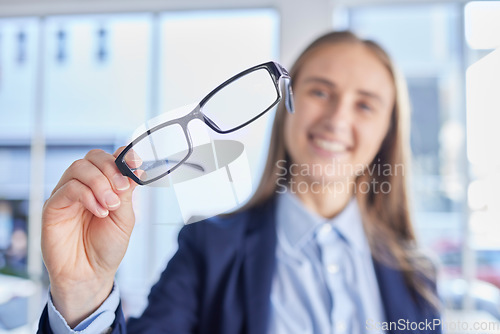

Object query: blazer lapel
[243,198,277,334]
[240,201,436,334]
[373,259,424,333]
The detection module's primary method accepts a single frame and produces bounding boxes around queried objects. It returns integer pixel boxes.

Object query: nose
[321,96,352,133]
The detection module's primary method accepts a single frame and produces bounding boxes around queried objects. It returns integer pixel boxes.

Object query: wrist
[50,279,114,328]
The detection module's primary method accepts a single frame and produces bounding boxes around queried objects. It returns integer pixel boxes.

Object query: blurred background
[0,0,499,332]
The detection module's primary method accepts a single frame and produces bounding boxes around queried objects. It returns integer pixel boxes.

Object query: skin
[42,148,138,327]
[42,41,396,328]
[284,42,395,218]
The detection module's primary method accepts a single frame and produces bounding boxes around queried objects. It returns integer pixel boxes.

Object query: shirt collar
[276,190,324,249]
[276,189,369,254]
[328,196,368,254]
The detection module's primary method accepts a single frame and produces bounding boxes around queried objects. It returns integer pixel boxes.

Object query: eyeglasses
[115,61,294,185]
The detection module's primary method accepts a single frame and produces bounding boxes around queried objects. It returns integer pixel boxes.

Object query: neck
[290,175,355,219]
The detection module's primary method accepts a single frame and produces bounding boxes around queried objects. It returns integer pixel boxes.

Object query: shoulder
[178,196,277,248]
[183,196,277,232]
[179,208,249,240]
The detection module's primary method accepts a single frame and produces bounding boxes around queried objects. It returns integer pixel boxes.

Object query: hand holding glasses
[115,61,294,185]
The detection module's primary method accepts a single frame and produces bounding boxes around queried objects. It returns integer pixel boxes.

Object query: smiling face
[284,42,395,185]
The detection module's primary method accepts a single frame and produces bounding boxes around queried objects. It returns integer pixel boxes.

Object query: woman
[38,31,441,333]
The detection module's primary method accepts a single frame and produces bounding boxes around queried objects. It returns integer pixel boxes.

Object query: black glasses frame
[115,61,294,185]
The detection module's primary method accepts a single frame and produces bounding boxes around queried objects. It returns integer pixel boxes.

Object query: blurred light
[468,180,488,210]
[465,1,500,50]
[485,172,500,215]
[469,211,500,249]
[332,6,349,31]
[0,31,2,90]
[466,48,500,166]
[0,274,36,303]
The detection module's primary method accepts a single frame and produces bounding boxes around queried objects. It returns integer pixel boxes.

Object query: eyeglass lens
[201,68,279,131]
[123,123,190,183]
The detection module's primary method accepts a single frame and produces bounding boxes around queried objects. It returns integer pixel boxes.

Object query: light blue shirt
[48,283,119,334]
[48,191,386,334]
[268,190,386,334]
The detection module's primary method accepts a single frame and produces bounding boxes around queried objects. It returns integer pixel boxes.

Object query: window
[343,0,500,321]
[1,9,279,326]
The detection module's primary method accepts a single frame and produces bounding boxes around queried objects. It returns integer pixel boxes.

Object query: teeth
[313,138,347,152]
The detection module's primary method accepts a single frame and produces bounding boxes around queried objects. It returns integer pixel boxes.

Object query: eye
[310,88,329,99]
[357,102,373,112]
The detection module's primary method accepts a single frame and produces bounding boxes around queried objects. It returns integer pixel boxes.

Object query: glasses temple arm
[282,77,295,113]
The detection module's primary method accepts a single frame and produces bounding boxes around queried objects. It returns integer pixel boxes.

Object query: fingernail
[105,191,120,209]
[113,174,130,191]
[135,169,145,180]
[97,206,109,217]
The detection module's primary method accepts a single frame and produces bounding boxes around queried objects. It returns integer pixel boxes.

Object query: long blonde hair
[237,31,439,310]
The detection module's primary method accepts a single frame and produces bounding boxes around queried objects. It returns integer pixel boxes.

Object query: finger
[113,146,127,159]
[134,169,145,180]
[51,149,118,196]
[117,148,143,170]
[85,149,132,194]
[48,179,109,218]
[113,146,145,188]
[114,146,143,185]
[59,158,121,212]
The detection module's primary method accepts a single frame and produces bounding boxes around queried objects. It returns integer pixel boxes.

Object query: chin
[291,159,354,182]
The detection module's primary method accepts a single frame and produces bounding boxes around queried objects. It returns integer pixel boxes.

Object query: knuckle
[107,161,121,175]
[59,179,82,200]
[85,148,105,159]
[114,146,127,158]
[98,158,121,178]
[65,179,81,192]
[87,175,108,192]
[81,187,96,205]
[70,159,87,171]
[65,180,94,205]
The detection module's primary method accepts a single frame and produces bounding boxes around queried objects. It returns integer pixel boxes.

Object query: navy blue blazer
[38,197,441,334]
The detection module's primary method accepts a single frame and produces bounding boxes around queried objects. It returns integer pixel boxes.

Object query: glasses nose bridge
[182,105,221,146]
[181,104,206,130]
[169,105,201,153]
